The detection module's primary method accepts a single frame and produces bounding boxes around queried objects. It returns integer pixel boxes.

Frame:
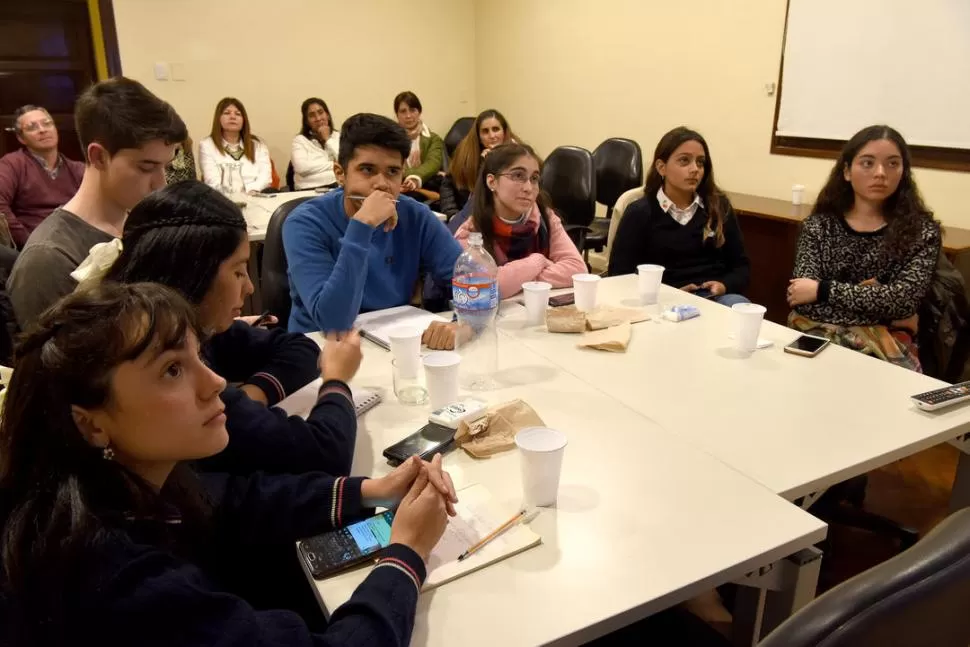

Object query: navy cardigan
[196,322,357,476]
[1,473,426,646]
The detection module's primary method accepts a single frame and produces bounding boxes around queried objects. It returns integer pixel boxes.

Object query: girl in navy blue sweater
[0,282,456,646]
[96,180,360,477]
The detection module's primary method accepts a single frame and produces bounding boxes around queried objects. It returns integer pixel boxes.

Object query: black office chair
[759,507,970,647]
[590,138,643,254]
[540,146,596,261]
[285,162,295,192]
[444,117,475,159]
[261,196,313,326]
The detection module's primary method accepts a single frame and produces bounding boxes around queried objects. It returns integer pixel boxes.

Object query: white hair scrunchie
[71,238,123,292]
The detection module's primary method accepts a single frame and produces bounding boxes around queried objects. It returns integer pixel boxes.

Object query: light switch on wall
[153,62,170,81]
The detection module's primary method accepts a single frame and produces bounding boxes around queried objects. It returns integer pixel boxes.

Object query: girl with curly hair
[787,125,941,370]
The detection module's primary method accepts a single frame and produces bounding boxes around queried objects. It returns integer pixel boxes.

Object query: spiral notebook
[275,379,382,419]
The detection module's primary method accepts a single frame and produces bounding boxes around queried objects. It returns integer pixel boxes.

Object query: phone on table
[548,293,575,307]
[692,288,715,300]
[784,334,830,357]
[300,510,394,579]
[382,422,456,466]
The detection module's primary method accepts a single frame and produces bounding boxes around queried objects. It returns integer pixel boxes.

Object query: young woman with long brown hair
[787,125,941,370]
[199,97,272,193]
[608,126,750,307]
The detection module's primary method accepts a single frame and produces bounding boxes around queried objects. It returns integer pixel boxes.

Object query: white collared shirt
[657,187,703,226]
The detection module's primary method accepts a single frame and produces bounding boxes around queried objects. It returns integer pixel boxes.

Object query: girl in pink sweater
[453,143,586,298]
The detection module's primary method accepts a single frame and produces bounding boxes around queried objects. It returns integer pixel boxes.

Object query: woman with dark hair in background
[394,91,444,195]
[442,108,519,226]
[453,143,585,298]
[608,126,750,307]
[199,97,272,193]
[94,181,361,477]
[291,97,340,190]
[787,125,941,370]
[0,281,456,646]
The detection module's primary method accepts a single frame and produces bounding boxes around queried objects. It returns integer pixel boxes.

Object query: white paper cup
[792,184,805,206]
[388,325,423,378]
[572,274,601,312]
[423,351,461,409]
[732,303,767,352]
[522,281,552,325]
[515,426,568,507]
[637,264,665,305]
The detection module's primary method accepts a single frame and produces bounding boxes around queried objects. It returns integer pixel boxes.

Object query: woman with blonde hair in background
[199,97,272,193]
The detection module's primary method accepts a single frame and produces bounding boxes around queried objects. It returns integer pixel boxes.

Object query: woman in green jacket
[394,91,444,195]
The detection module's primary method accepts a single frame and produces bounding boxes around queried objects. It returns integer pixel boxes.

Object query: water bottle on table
[452,232,499,390]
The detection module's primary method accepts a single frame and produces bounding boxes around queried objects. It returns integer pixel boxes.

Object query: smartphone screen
[548,293,575,307]
[383,423,455,464]
[787,335,829,354]
[692,288,714,299]
[301,511,395,578]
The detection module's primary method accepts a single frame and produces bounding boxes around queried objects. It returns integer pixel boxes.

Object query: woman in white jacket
[199,97,272,193]
[290,97,340,190]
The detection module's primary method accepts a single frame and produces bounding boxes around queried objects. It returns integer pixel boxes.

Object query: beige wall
[474,0,970,227]
[113,0,476,178]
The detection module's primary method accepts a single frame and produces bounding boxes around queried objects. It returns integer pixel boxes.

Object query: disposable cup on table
[572,274,601,312]
[732,303,767,353]
[792,184,805,206]
[387,325,423,378]
[423,351,461,409]
[637,264,665,306]
[515,426,568,507]
[522,281,552,325]
[392,359,428,405]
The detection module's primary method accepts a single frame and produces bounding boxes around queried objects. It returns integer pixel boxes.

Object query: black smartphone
[692,288,715,299]
[300,510,395,579]
[382,422,456,466]
[784,334,830,357]
[548,293,575,307]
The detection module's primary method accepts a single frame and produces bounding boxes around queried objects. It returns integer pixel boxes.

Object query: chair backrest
[759,507,970,647]
[285,161,295,192]
[540,145,596,228]
[592,138,643,212]
[444,117,475,158]
[260,196,313,325]
[604,186,645,261]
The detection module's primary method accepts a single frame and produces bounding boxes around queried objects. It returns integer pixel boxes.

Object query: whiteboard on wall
[776,0,970,149]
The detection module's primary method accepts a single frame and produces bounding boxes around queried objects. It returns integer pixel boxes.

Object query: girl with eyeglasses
[452,143,585,298]
[608,127,751,307]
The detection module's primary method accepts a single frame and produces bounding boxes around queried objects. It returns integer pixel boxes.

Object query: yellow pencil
[457,509,527,561]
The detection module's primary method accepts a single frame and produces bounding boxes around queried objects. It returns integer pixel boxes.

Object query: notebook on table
[355,305,450,350]
[275,378,382,419]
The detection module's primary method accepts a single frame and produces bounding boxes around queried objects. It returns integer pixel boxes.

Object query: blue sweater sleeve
[196,380,356,477]
[418,207,462,283]
[283,200,375,332]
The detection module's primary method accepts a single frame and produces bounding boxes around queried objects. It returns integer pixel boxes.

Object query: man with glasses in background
[0,105,84,248]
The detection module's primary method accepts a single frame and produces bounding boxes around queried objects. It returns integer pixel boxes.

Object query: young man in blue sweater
[284,113,462,333]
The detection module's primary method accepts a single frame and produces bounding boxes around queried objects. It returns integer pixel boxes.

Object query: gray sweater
[792,212,941,326]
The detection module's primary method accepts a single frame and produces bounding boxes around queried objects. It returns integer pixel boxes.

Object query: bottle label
[453,273,498,312]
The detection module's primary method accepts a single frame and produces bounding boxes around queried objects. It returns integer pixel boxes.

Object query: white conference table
[498,275,970,502]
[281,333,826,646]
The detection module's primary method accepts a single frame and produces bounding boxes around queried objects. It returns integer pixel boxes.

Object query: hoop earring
[102,445,116,461]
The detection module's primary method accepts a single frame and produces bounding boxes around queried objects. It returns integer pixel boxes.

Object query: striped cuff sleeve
[373,544,428,592]
[328,476,369,528]
[245,372,287,406]
[318,379,353,405]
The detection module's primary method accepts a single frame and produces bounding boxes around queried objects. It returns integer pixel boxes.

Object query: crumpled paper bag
[577,321,631,352]
[545,305,586,333]
[454,399,544,458]
[585,306,650,331]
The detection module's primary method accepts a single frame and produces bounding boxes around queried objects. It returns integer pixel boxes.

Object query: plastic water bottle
[452,232,499,390]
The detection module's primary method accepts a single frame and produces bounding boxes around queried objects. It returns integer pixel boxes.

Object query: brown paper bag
[545,305,586,333]
[577,321,632,352]
[585,306,650,331]
[454,399,545,458]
